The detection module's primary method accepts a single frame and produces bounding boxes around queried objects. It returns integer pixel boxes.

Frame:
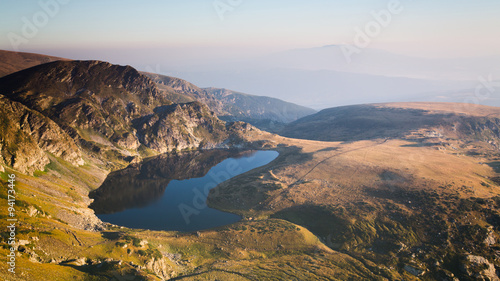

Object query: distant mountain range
[165,45,500,109]
[0,50,315,132]
[251,45,500,81]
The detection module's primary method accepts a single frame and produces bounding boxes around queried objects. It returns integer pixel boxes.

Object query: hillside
[0,50,316,132]
[0,60,246,174]
[0,50,68,77]
[280,102,500,142]
[0,94,83,174]
[209,102,500,280]
[142,72,222,109]
[143,72,316,131]
[204,87,316,123]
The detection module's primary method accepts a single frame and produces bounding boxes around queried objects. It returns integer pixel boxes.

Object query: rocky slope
[143,72,221,107]
[134,101,229,153]
[0,50,316,132]
[144,72,316,131]
[0,60,245,173]
[0,94,83,174]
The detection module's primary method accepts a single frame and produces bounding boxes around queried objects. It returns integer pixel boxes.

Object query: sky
[1,0,500,65]
[1,1,499,109]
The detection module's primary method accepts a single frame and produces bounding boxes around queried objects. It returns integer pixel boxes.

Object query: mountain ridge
[0,60,252,174]
[280,102,500,142]
[0,50,316,131]
[143,71,316,130]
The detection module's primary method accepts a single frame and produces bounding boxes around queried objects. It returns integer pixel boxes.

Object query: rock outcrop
[143,72,316,131]
[145,257,177,280]
[135,102,228,153]
[0,94,83,174]
[461,255,499,281]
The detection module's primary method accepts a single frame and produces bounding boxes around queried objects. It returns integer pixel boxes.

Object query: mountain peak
[0,60,169,111]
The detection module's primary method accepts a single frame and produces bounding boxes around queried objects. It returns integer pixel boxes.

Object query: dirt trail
[292,138,388,186]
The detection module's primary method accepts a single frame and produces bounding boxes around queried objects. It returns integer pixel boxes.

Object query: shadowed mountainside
[0,60,250,173]
[280,102,500,143]
[0,50,316,133]
[204,87,316,123]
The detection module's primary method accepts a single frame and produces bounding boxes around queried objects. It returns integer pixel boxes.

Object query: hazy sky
[1,0,500,68]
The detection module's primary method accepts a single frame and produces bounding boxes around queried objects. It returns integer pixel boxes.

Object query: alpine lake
[90,150,279,232]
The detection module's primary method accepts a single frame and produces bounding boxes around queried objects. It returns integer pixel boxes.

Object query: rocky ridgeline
[0,60,247,174]
[204,87,316,124]
[144,72,316,128]
[144,72,225,115]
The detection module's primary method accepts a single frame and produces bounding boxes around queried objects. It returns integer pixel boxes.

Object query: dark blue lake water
[94,150,278,231]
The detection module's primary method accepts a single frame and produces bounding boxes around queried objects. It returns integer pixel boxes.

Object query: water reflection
[89,150,278,231]
[90,150,250,214]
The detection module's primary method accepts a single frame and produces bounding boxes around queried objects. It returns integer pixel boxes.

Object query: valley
[0,51,500,280]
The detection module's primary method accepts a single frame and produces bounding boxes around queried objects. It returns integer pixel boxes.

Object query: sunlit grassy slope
[1,102,500,280]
